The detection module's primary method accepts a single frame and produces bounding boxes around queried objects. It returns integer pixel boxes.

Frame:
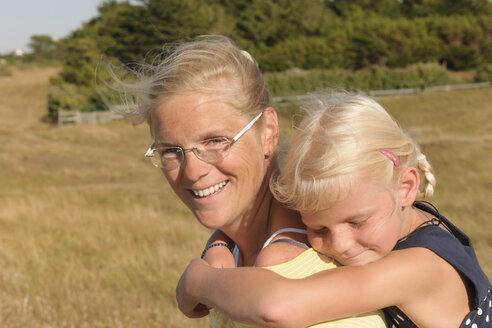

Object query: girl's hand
[176,258,212,318]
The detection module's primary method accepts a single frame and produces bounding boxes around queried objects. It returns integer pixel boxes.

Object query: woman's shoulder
[255,227,309,267]
[255,199,309,267]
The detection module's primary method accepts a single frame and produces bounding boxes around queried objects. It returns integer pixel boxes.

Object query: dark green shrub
[475,64,492,82]
[47,82,108,121]
[442,45,481,70]
[265,63,450,97]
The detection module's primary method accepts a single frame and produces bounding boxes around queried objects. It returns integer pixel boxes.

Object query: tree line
[29,0,492,120]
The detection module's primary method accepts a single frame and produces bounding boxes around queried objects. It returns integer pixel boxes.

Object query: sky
[0,0,109,54]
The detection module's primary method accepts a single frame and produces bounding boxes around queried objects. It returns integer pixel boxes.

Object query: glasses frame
[145,112,263,169]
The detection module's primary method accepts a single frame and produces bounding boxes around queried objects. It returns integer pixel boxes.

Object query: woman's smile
[191,180,228,198]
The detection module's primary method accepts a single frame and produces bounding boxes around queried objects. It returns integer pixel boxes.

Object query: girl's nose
[329,229,355,257]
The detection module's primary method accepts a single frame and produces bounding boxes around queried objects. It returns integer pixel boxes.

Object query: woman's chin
[195,214,230,230]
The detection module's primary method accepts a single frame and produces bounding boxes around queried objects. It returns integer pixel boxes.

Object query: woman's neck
[237,195,274,266]
[221,164,277,266]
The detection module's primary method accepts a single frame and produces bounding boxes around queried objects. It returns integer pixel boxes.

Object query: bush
[257,33,351,71]
[432,15,492,70]
[265,63,451,97]
[45,1,492,120]
[475,64,492,82]
[47,82,108,121]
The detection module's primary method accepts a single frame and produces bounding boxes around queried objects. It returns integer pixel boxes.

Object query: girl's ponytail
[416,153,436,199]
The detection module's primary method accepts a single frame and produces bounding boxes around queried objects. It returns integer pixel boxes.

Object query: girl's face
[302,178,412,267]
[151,92,269,230]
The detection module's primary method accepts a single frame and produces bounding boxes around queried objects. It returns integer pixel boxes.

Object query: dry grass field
[0,67,490,327]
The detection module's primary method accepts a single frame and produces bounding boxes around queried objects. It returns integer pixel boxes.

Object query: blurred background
[0,0,491,327]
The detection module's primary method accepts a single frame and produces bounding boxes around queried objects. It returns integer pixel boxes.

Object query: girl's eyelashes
[306,216,370,233]
[348,217,369,228]
[308,226,328,234]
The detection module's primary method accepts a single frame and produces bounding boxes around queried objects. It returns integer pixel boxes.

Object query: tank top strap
[262,228,307,249]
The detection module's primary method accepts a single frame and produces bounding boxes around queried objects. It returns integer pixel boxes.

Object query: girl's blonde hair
[102,35,270,132]
[272,92,436,212]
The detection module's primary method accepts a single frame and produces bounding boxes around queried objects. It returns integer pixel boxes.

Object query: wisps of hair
[271,91,436,212]
[96,35,270,132]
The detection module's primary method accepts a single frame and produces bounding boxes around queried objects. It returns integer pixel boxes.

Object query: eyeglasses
[145,112,263,169]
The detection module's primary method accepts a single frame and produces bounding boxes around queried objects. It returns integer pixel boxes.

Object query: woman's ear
[398,167,419,208]
[261,107,279,158]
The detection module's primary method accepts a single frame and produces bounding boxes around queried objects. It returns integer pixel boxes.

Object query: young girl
[176,92,492,327]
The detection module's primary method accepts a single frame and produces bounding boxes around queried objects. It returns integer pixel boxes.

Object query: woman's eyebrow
[200,128,234,138]
[153,140,179,148]
[154,129,234,148]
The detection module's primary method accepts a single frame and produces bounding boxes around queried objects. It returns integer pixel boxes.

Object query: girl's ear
[261,107,279,159]
[398,167,419,208]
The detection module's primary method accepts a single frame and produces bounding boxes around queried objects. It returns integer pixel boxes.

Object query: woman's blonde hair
[101,35,270,133]
[271,91,436,212]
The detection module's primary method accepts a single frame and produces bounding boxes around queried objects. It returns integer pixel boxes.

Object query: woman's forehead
[151,93,245,142]
[157,93,242,119]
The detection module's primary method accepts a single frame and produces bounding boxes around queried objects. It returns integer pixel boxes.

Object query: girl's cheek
[307,233,326,252]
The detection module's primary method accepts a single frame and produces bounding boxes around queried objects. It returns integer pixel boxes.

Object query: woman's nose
[181,150,211,181]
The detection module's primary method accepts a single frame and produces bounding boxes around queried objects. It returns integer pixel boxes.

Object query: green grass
[0,67,490,327]
[380,89,492,274]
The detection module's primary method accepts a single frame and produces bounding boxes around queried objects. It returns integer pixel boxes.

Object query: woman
[108,35,386,327]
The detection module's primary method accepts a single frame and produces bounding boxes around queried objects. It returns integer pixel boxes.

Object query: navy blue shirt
[383,202,492,327]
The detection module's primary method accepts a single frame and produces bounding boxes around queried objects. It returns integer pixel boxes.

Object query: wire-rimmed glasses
[145,112,263,169]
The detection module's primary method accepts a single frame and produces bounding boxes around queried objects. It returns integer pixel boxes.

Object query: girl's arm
[201,230,236,268]
[176,258,389,326]
[177,230,235,318]
[176,249,447,327]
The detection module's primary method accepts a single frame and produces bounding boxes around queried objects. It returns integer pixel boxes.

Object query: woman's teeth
[192,181,227,198]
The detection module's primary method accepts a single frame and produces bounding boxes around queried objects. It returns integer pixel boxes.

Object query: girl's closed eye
[348,217,370,228]
[308,226,328,234]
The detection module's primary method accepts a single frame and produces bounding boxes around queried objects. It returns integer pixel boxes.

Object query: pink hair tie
[378,148,399,166]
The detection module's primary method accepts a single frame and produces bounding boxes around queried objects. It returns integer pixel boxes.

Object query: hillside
[0,67,490,327]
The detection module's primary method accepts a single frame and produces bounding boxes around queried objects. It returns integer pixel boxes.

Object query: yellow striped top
[209,248,387,327]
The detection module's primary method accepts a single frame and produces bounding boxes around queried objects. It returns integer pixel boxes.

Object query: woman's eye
[160,147,181,156]
[206,138,225,144]
[203,138,227,149]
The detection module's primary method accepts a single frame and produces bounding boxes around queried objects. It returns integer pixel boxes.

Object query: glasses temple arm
[145,141,156,157]
[231,112,263,142]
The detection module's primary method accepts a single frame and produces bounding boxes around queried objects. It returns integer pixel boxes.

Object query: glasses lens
[149,155,164,168]
[147,147,182,169]
[196,138,231,163]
